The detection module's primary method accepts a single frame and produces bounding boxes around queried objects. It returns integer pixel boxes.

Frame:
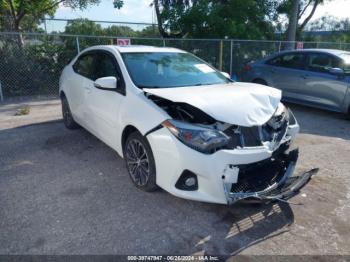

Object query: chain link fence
[1,31,350,101]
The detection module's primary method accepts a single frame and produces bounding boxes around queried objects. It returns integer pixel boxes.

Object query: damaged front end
[145,90,317,205]
[225,148,318,204]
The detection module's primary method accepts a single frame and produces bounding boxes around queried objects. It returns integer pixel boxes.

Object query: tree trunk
[14,18,24,49]
[153,0,183,38]
[286,0,299,49]
[153,0,168,38]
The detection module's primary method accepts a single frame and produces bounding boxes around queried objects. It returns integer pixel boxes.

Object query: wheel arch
[59,91,66,99]
[121,125,140,154]
[252,78,268,86]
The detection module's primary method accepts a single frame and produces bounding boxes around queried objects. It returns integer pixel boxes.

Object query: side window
[307,53,340,73]
[94,51,126,94]
[73,54,95,79]
[95,53,118,79]
[267,53,305,70]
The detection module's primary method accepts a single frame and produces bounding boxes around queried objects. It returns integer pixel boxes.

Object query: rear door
[70,52,96,125]
[84,50,126,149]
[265,52,307,99]
[301,52,349,111]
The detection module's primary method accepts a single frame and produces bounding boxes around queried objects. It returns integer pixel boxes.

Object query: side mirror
[221,72,230,78]
[94,76,117,90]
[329,68,344,75]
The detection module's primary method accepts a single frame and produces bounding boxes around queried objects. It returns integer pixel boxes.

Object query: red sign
[117,38,131,46]
[296,42,304,49]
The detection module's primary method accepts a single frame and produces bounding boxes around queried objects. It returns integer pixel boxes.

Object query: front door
[300,52,349,111]
[84,50,126,149]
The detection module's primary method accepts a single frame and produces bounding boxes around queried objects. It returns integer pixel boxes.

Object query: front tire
[124,131,158,192]
[61,96,79,129]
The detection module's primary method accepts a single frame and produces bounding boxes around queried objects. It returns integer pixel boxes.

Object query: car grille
[230,152,289,193]
[223,114,288,148]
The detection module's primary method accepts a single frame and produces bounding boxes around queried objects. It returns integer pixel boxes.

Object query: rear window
[267,53,305,70]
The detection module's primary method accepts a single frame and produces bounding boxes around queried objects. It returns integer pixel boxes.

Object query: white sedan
[59,45,317,205]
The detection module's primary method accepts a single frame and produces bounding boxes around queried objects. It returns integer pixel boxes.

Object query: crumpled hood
[144,82,282,126]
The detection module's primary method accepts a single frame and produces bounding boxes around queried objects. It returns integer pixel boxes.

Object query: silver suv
[240,49,350,116]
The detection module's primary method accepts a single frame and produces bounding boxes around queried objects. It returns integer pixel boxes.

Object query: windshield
[121,52,231,88]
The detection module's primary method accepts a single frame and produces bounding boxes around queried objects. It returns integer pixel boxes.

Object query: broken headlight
[162,119,230,154]
[267,104,290,130]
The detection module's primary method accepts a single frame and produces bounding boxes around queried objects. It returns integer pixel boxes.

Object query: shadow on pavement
[192,201,294,256]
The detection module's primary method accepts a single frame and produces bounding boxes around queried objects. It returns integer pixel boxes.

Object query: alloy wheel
[125,139,150,186]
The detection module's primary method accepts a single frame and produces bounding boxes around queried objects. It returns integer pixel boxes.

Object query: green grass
[15,105,30,116]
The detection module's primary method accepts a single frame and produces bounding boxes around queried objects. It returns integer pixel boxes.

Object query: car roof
[279,48,350,57]
[80,45,186,55]
[114,45,186,53]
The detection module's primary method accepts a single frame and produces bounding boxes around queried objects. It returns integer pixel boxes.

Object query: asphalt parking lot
[0,99,350,256]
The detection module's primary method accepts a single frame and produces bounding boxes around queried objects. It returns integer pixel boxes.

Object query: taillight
[243,65,252,71]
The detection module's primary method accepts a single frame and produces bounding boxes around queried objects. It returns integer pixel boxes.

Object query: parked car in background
[59,45,316,205]
[240,49,350,116]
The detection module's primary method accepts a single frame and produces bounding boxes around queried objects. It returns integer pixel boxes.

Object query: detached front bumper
[225,149,318,204]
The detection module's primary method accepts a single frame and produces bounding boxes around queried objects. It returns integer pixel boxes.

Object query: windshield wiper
[138,85,162,89]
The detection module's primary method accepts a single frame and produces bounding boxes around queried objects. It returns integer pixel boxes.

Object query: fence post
[163,39,166,47]
[219,40,223,71]
[0,81,4,102]
[278,41,282,52]
[229,40,233,76]
[76,36,80,54]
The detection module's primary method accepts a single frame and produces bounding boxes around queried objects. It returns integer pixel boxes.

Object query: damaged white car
[59,45,317,204]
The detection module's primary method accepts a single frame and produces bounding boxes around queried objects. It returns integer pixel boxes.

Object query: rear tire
[124,131,158,192]
[61,96,79,129]
[253,79,268,86]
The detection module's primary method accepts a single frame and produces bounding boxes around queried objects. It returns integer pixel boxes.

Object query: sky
[56,0,155,23]
[54,0,350,24]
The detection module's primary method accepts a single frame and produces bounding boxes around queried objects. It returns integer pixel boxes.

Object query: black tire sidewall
[124,131,158,192]
[61,97,78,129]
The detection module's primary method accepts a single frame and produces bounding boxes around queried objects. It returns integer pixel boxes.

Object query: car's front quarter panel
[116,89,170,156]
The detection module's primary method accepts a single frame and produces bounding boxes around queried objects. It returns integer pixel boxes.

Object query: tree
[132,0,280,39]
[304,16,350,42]
[104,25,137,37]
[286,0,299,43]
[0,0,101,32]
[151,0,192,38]
[278,0,330,41]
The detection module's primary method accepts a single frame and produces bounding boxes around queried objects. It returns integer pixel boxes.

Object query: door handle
[301,74,308,79]
[85,86,92,93]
